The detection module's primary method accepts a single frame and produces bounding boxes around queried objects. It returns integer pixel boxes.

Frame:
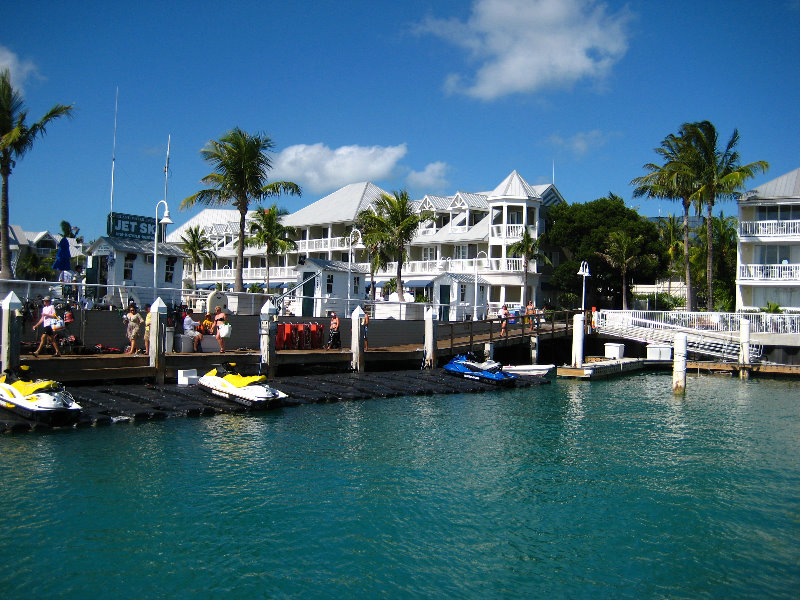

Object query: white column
[351,305,365,372]
[1,292,22,374]
[149,297,167,384]
[423,306,437,368]
[571,313,585,367]
[673,332,687,394]
[260,301,278,378]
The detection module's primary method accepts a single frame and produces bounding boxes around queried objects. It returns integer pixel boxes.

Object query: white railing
[739,220,800,237]
[599,310,800,335]
[418,227,437,236]
[376,257,529,277]
[738,264,800,281]
[197,266,295,283]
[295,236,348,252]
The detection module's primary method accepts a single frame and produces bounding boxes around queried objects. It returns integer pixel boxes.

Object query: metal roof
[282,182,390,227]
[488,170,542,201]
[742,167,800,201]
[301,257,370,274]
[87,236,187,257]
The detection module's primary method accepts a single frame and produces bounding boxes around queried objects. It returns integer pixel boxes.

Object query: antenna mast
[110,87,118,224]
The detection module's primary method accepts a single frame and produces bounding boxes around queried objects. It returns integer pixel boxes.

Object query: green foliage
[0,68,74,279]
[632,292,685,311]
[762,301,782,314]
[507,229,551,307]
[181,128,301,292]
[557,292,579,310]
[383,277,397,295]
[180,225,216,285]
[15,251,55,281]
[245,203,297,290]
[543,193,667,309]
[247,283,262,293]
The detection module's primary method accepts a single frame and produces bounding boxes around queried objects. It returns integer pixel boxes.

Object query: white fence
[739,219,800,237]
[599,310,800,335]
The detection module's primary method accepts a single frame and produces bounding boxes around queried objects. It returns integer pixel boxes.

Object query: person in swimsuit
[32,296,61,357]
[213,305,228,353]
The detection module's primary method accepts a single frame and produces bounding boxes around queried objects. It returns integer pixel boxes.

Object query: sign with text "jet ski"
[107,212,159,241]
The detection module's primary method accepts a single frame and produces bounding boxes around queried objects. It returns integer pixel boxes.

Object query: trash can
[646,344,672,360]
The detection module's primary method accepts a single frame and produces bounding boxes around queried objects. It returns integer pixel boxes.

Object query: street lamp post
[153,200,173,293]
[577,260,590,311]
[347,228,365,314]
[473,251,488,320]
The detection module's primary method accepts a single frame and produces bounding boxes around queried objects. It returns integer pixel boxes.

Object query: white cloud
[272,142,408,194]
[406,161,450,192]
[0,46,39,92]
[417,0,631,100]
[548,129,614,156]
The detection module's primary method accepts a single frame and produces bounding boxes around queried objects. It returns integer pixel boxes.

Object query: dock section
[557,357,670,380]
[0,369,550,433]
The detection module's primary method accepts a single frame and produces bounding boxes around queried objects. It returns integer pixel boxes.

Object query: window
[422,247,436,261]
[341,253,349,262]
[454,245,468,260]
[326,274,334,294]
[165,257,176,283]
[757,245,791,264]
[123,253,136,280]
[353,276,360,296]
[460,284,467,302]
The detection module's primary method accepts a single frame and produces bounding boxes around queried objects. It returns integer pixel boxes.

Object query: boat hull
[443,355,518,387]
[197,375,286,409]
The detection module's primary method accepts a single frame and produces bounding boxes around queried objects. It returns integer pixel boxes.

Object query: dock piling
[673,332,687,394]
[149,298,167,384]
[739,318,751,380]
[351,305,365,372]
[571,313,585,367]
[1,292,22,374]
[423,307,437,368]
[260,302,278,378]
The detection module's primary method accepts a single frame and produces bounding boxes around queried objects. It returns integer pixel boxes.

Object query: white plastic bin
[646,344,672,360]
[604,343,625,359]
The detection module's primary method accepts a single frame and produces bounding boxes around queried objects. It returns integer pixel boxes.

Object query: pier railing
[597,310,765,361]
[600,310,800,335]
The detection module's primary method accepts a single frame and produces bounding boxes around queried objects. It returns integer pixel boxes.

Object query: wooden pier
[0,369,550,433]
[557,357,671,380]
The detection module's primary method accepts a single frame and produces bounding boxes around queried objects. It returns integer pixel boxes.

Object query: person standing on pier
[32,297,62,357]
[213,305,228,353]
[123,305,144,354]
[500,305,510,338]
[326,312,341,350]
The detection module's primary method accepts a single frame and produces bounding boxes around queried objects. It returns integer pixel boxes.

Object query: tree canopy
[543,193,667,309]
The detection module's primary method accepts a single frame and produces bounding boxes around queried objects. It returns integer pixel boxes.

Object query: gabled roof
[487,170,542,201]
[166,208,246,243]
[282,182,390,227]
[448,192,489,210]
[742,167,800,201]
[418,214,490,243]
[87,236,187,258]
[419,195,451,211]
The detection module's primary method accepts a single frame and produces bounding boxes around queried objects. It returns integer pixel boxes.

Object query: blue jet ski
[443,353,518,387]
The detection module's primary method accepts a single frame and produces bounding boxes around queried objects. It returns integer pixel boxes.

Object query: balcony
[378,257,528,276]
[489,224,537,239]
[739,220,800,237]
[196,266,296,283]
[738,263,800,282]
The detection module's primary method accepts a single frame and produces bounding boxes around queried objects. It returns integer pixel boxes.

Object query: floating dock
[0,369,550,433]
[557,357,671,380]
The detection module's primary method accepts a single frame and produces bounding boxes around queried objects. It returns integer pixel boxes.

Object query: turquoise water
[1,374,799,599]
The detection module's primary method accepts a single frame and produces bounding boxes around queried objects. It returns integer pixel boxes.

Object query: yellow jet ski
[197,363,287,408]
[0,368,81,425]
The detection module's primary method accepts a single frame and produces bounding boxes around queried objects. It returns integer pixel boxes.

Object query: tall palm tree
[356,190,432,300]
[0,69,74,279]
[244,204,297,291]
[631,131,698,310]
[354,213,392,303]
[181,128,301,292]
[596,231,651,310]
[179,225,216,285]
[681,121,768,310]
[507,229,552,307]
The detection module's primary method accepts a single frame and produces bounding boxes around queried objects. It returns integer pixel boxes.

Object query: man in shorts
[183,311,203,352]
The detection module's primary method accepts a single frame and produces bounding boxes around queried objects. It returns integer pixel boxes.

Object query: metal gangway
[596,310,763,361]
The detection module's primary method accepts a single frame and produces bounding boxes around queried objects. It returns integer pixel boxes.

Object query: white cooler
[647,344,672,360]
[604,343,625,359]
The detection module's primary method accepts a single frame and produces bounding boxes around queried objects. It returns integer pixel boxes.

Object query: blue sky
[3,0,799,240]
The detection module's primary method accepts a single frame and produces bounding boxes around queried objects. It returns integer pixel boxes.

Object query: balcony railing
[489,224,535,239]
[738,263,800,281]
[197,266,295,282]
[295,236,350,252]
[739,219,800,237]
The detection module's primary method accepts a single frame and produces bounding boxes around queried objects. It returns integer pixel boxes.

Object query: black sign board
[107,213,159,241]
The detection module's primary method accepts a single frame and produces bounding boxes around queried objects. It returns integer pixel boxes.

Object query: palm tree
[181,128,301,292]
[507,229,552,307]
[596,231,651,310]
[658,214,683,296]
[356,190,432,300]
[355,213,391,302]
[244,204,297,291]
[0,69,74,279]
[179,225,216,285]
[631,131,698,310]
[681,121,768,310]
